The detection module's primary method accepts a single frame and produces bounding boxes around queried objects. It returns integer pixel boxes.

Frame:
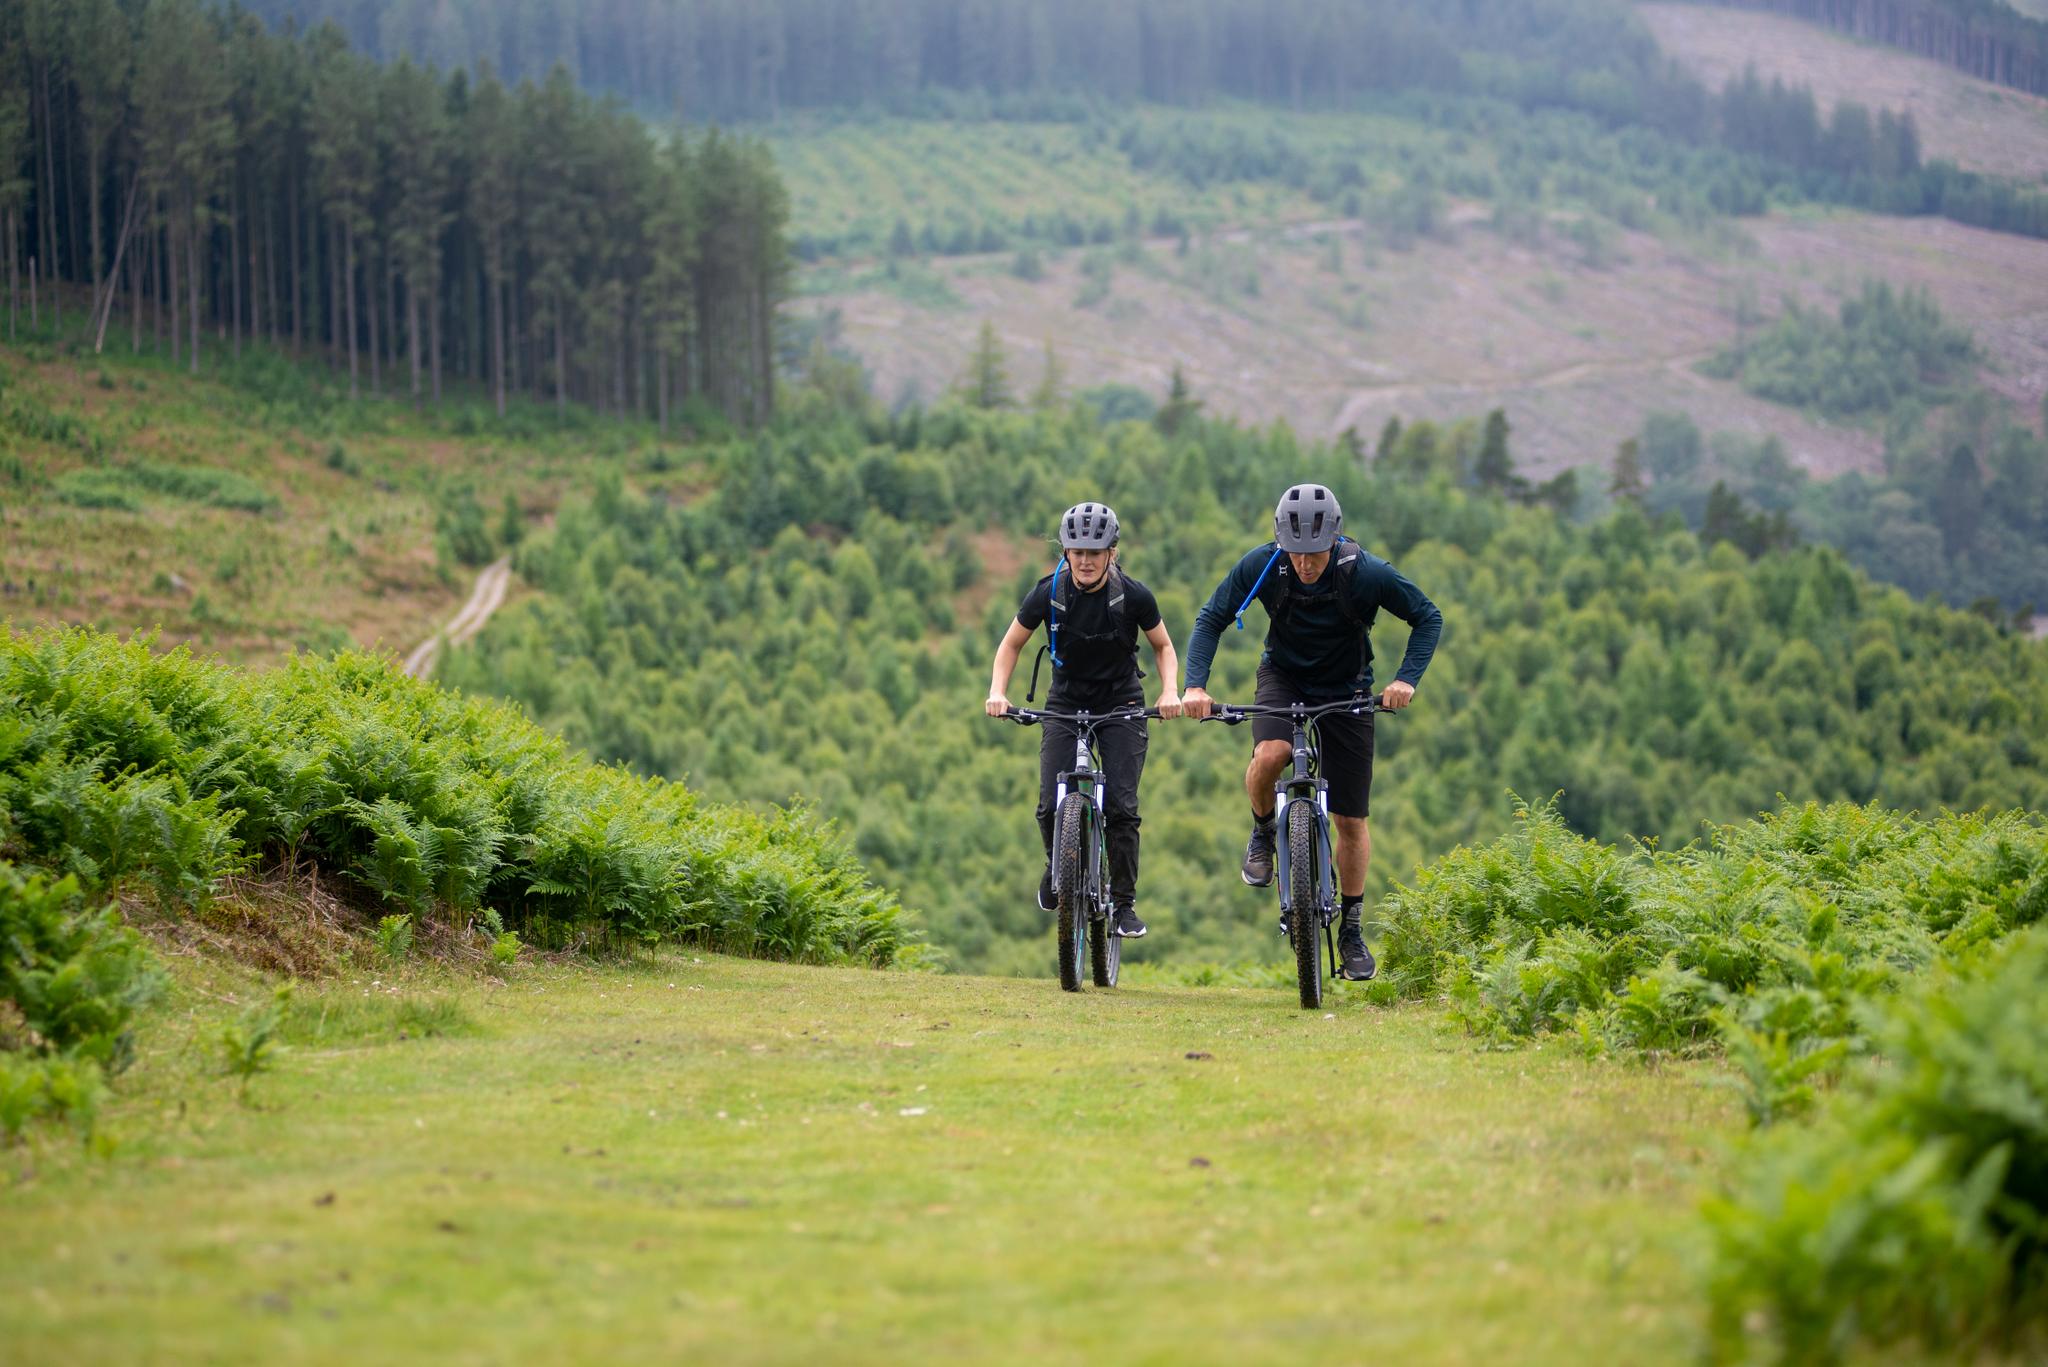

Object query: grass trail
[2,952,1738,1363]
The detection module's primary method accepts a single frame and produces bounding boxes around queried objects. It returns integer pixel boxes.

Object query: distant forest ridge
[1680,0,2048,97]
[237,0,1670,120]
[237,0,2048,116]
[0,0,788,427]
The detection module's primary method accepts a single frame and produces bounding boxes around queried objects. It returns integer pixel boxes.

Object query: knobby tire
[1090,827,1119,988]
[1288,802,1322,1010]
[1055,795,1088,992]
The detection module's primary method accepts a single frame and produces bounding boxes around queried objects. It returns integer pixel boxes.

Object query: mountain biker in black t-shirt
[985,502,1182,938]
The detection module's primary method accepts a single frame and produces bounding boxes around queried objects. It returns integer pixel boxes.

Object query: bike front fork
[1270,779,1337,932]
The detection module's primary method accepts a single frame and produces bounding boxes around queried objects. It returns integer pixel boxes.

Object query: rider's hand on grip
[985,693,1010,717]
[1182,687,1214,720]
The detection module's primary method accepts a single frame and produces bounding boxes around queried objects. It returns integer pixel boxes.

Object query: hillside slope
[1638,1,2048,179]
[795,204,2048,480]
[0,341,668,666]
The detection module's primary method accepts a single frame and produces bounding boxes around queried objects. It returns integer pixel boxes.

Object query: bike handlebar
[997,705,1160,727]
[1196,696,1395,726]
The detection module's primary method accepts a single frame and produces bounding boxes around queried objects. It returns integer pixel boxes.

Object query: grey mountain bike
[1202,696,1389,1010]
[997,705,1157,992]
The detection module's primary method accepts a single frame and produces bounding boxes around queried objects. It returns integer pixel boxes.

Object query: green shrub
[1705,926,2048,1360]
[373,913,415,962]
[0,627,909,967]
[53,461,277,514]
[0,1051,105,1142]
[218,983,292,1097]
[0,863,165,1072]
[1383,799,2047,1077]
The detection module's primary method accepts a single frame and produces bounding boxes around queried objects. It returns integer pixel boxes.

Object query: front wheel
[1054,795,1090,992]
[1287,801,1322,1010]
[1090,833,1120,988]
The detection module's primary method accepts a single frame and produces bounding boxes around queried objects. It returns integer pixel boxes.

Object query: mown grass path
[2,954,1738,1363]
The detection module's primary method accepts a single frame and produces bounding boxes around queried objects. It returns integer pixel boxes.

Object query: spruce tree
[963,319,1012,409]
[1155,364,1202,436]
[1031,339,1063,410]
[1474,408,1516,491]
[1610,438,1647,505]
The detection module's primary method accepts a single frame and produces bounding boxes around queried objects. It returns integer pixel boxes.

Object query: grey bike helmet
[1274,483,1342,552]
[1059,501,1119,549]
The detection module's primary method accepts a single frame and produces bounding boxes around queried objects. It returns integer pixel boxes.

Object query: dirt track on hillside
[402,556,513,679]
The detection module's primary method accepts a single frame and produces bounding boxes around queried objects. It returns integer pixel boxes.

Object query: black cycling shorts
[1251,664,1374,819]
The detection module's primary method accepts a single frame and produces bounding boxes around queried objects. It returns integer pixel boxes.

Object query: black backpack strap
[1332,538,1366,628]
[1268,538,1365,628]
[1106,564,1145,678]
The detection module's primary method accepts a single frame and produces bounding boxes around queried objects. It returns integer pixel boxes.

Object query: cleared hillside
[1638,1,2048,179]
[0,343,676,666]
[794,203,2048,479]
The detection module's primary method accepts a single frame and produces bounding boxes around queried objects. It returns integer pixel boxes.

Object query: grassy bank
[2,949,1734,1363]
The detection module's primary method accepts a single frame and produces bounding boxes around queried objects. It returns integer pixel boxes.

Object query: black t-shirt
[1016,568,1161,705]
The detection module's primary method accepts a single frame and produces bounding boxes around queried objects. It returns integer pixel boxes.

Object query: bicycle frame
[995,704,1157,991]
[1202,695,1386,992]
[1269,710,1339,952]
[1051,718,1107,901]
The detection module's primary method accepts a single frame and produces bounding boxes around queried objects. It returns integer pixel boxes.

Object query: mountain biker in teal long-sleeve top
[1180,483,1442,981]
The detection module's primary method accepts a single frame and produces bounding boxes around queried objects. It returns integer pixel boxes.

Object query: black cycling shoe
[1242,820,1277,887]
[1114,905,1148,939]
[1338,923,1377,981]
[1037,864,1056,912]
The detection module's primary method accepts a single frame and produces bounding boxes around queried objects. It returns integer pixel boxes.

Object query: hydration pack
[1026,559,1143,701]
[1234,536,1368,633]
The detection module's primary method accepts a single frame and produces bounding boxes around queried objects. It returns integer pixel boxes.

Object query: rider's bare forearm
[1153,642,1179,696]
[989,639,1022,696]
[987,619,1032,707]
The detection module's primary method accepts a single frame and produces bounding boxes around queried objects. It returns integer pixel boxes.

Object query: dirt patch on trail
[1638,2,2048,179]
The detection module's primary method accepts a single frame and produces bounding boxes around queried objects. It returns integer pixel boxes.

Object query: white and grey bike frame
[1270,718,1339,942]
[1050,717,1108,914]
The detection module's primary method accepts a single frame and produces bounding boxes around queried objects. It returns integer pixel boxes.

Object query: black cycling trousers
[1036,710,1148,908]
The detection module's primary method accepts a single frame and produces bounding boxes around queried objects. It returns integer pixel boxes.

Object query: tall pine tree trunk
[490,261,506,417]
[248,193,261,344]
[87,138,104,329]
[656,345,669,434]
[343,220,359,399]
[128,213,141,354]
[38,65,59,327]
[167,218,180,365]
[152,222,163,349]
[429,272,442,403]
[186,203,201,374]
[229,197,242,360]
[264,193,278,345]
[553,296,566,417]
[408,276,422,399]
[365,239,381,396]
[289,172,303,351]
[327,217,342,373]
